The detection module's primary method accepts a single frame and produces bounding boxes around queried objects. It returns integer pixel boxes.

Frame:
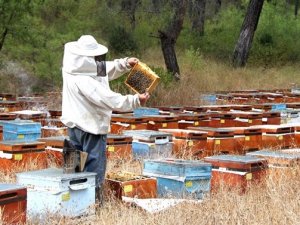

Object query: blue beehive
[271,103,286,111]
[123,130,173,159]
[201,94,217,105]
[133,107,160,117]
[2,120,41,141]
[143,158,212,199]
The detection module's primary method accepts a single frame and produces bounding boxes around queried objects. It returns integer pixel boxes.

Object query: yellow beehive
[125,62,160,94]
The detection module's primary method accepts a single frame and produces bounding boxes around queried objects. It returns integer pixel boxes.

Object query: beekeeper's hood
[62,35,108,76]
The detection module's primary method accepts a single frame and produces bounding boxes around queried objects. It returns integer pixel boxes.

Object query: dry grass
[142,49,300,106]
[1,159,300,225]
[1,52,300,224]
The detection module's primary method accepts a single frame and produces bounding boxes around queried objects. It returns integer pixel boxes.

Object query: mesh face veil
[95,54,107,77]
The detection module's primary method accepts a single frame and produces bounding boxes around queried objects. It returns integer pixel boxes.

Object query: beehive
[0,183,27,224]
[106,171,157,199]
[125,62,160,94]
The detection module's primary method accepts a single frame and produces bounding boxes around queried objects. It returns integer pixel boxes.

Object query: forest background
[0,0,300,106]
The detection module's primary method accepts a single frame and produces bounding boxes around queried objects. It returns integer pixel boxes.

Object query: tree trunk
[191,0,206,36]
[0,27,9,51]
[214,0,221,15]
[159,0,187,80]
[159,31,180,79]
[232,0,265,67]
[295,0,299,17]
[151,0,161,13]
[0,11,14,52]
[121,0,140,30]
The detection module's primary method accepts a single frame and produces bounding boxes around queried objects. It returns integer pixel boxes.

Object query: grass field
[1,159,299,225]
[1,56,300,225]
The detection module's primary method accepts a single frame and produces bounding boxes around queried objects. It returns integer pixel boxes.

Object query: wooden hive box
[159,128,208,159]
[189,127,236,155]
[106,171,157,199]
[125,62,160,94]
[0,183,27,224]
[204,155,268,193]
[0,140,47,172]
[106,134,133,160]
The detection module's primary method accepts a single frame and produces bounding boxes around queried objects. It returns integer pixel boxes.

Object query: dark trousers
[68,127,107,188]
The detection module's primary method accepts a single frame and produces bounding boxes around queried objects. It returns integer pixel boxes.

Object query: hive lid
[123,129,172,140]
[204,155,264,164]
[0,183,26,192]
[247,150,300,159]
[16,168,96,181]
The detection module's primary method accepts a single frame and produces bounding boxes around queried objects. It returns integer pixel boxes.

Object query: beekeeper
[61,35,150,204]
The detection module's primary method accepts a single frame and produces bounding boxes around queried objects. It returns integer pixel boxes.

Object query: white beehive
[16,168,96,219]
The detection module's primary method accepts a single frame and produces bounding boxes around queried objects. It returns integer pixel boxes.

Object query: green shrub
[108,26,138,54]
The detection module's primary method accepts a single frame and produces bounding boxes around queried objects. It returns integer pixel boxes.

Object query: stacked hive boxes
[204,155,268,193]
[106,134,133,160]
[247,149,300,179]
[143,158,212,199]
[123,130,173,159]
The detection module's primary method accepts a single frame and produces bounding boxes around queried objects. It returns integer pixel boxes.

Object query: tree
[190,0,206,36]
[295,0,299,16]
[232,0,265,67]
[120,0,141,30]
[158,0,188,80]
[214,0,222,15]
[0,0,34,51]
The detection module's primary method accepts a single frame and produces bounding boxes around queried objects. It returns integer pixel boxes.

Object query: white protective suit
[61,45,141,134]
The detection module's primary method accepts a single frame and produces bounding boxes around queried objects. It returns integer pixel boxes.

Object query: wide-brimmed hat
[65,35,108,56]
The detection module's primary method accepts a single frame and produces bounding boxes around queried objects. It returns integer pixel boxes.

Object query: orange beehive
[251,125,295,149]
[159,128,208,159]
[293,125,300,147]
[38,118,65,127]
[156,106,184,115]
[10,110,47,121]
[208,113,237,128]
[0,113,17,120]
[41,126,68,138]
[263,92,284,103]
[0,184,27,225]
[204,155,268,193]
[229,111,263,127]
[106,134,133,160]
[286,102,300,109]
[0,140,47,172]
[183,106,208,114]
[110,115,148,134]
[232,127,263,154]
[48,110,62,118]
[0,93,17,101]
[262,112,281,125]
[247,149,300,180]
[177,113,209,129]
[0,101,21,112]
[106,171,157,199]
[37,136,66,167]
[189,127,236,155]
[146,115,179,130]
[17,96,46,110]
[252,103,273,111]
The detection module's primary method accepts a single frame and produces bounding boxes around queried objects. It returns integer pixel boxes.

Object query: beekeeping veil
[62,35,108,76]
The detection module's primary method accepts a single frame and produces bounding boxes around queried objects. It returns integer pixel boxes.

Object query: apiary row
[2,146,300,223]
